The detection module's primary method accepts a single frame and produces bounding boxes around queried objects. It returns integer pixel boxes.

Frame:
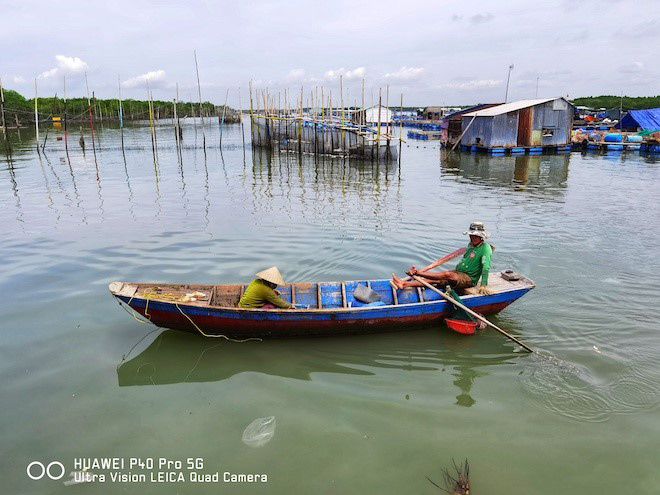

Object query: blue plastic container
[626,135,642,143]
[587,143,599,150]
[604,133,623,143]
[651,145,660,153]
[511,147,525,154]
[606,144,624,151]
[528,147,543,153]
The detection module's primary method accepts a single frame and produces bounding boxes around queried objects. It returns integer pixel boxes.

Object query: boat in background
[109,271,534,338]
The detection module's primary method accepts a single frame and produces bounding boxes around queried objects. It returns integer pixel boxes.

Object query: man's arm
[477,245,493,294]
[264,287,293,309]
[420,247,467,272]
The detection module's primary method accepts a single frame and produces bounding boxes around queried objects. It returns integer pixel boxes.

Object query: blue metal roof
[617,108,660,131]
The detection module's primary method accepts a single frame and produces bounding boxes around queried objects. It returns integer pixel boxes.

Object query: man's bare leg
[392,270,461,290]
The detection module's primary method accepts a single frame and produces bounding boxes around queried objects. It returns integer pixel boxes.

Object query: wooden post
[0,78,11,155]
[399,93,403,165]
[385,84,390,155]
[298,85,303,154]
[34,78,40,154]
[376,89,382,161]
[63,76,70,161]
[118,74,125,152]
[219,88,229,146]
[193,50,206,152]
[239,87,246,163]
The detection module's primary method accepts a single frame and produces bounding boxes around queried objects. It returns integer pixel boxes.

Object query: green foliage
[1,89,32,114]
[1,88,227,122]
[571,95,660,111]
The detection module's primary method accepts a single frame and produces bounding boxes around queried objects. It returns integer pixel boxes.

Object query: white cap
[463,221,490,239]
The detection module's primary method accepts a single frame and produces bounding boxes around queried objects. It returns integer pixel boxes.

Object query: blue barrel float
[626,135,643,143]
[511,147,525,154]
[489,148,506,155]
[528,147,543,154]
[606,144,624,151]
[604,133,623,142]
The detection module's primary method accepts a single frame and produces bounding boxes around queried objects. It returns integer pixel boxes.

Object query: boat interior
[110,272,533,310]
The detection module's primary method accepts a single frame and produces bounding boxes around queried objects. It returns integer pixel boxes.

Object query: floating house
[460,97,574,151]
[423,106,445,121]
[442,103,502,144]
[616,108,660,131]
[352,104,392,125]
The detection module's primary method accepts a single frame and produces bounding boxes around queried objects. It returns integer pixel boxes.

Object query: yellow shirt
[238,279,291,309]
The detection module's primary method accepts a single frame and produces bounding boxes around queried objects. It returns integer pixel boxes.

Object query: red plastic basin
[445,318,477,335]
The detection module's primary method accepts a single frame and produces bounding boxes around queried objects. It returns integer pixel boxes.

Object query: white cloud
[444,79,501,90]
[55,55,88,73]
[39,54,89,79]
[39,68,59,79]
[384,67,426,81]
[122,70,167,88]
[324,67,366,80]
[284,68,305,82]
[13,75,26,84]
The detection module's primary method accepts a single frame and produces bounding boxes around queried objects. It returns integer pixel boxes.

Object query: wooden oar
[410,275,534,353]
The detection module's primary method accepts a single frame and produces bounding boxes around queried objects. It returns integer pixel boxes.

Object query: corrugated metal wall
[460,116,492,146]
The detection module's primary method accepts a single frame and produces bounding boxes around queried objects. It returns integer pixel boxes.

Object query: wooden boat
[109,271,534,338]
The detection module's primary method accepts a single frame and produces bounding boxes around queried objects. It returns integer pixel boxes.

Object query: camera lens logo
[27,461,65,481]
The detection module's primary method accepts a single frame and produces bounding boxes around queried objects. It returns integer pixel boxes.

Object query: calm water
[1,121,659,494]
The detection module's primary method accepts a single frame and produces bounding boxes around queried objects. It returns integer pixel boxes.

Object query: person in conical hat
[238,266,295,309]
[392,221,494,295]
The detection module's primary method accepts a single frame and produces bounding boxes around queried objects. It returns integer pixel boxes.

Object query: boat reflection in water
[117,328,516,407]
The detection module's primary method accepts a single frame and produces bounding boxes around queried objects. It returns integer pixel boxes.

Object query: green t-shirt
[238,279,291,309]
[455,242,492,286]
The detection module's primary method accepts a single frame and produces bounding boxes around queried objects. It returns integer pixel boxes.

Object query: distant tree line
[0,88,239,125]
[570,95,660,111]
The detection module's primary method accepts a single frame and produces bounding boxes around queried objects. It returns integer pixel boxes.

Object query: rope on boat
[119,287,261,342]
[173,302,261,342]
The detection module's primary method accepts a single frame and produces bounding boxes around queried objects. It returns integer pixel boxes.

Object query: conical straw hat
[256,266,286,286]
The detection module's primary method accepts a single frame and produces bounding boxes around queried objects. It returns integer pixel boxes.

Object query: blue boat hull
[111,277,534,338]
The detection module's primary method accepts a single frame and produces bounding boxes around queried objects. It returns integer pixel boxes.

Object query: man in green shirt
[392,222,494,295]
[238,266,295,309]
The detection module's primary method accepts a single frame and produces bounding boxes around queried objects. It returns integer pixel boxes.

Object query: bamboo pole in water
[376,88,382,161]
[118,75,125,153]
[340,75,345,154]
[151,90,159,154]
[248,80,255,145]
[34,78,40,154]
[399,93,403,165]
[238,87,246,163]
[63,76,70,161]
[385,84,390,155]
[219,88,229,147]
[298,85,303,154]
[0,78,10,156]
[193,50,206,152]
[147,83,156,160]
[173,96,180,151]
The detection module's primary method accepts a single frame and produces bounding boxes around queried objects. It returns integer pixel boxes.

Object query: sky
[2,0,658,108]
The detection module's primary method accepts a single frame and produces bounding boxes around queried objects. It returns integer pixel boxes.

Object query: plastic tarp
[616,108,660,131]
